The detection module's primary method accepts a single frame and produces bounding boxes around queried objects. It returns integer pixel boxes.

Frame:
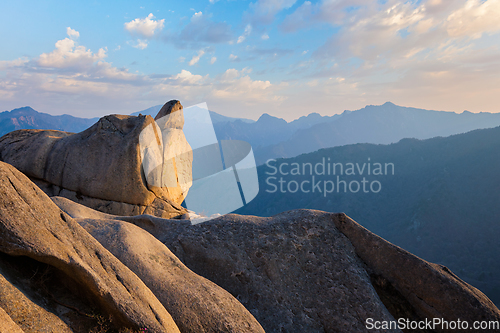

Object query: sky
[1,0,500,121]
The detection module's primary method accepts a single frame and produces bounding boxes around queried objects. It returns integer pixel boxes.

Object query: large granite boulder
[0,161,180,332]
[0,261,73,333]
[0,100,192,218]
[86,209,498,333]
[142,100,193,206]
[78,217,265,333]
[57,199,400,332]
[52,196,265,333]
[0,307,24,333]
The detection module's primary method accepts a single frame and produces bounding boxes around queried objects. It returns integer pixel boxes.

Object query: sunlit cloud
[124,13,165,38]
[237,24,252,43]
[189,49,206,66]
[128,39,149,50]
[0,29,286,118]
[446,0,500,38]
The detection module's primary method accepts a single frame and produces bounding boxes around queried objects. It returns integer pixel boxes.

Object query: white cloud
[124,13,165,38]
[446,0,500,38]
[192,11,203,20]
[211,68,283,105]
[128,39,149,50]
[237,24,252,43]
[229,54,239,61]
[173,69,207,84]
[37,28,106,69]
[66,27,80,39]
[0,29,286,119]
[210,56,217,64]
[261,33,270,40]
[189,49,206,66]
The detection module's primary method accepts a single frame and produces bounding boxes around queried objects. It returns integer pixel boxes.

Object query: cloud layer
[1,1,500,120]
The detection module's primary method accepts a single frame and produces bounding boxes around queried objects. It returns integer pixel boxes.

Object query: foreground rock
[0,100,192,218]
[0,307,24,333]
[53,197,266,333]
[0,161,180,332]
[78,218,265,333]
[57,199,400,333]
[100,209,499,333]
[334,214,500,330]
[4,158,499,332]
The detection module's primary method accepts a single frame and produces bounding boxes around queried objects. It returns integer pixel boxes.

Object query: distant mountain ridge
[236,125,500,305]
[3,102,500,167]
[130,104,256,124]
[212,111,346,149]
[0,106,99,137]
[252,102,500,164]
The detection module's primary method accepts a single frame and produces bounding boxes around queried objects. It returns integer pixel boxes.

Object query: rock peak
[155,100,185,130]
[155,100,183,121]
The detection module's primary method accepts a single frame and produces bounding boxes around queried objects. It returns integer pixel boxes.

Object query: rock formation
[142,100,193,206]
[0,161,181,332]
[55,196,500,332]
[1,101,500,333]
[0,100,193,218]
[77,218,265,333]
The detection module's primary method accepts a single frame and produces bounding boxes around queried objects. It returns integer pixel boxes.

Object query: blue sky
[1,0,500,120]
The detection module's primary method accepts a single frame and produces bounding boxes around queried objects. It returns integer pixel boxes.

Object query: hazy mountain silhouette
[0,107,98,137]
[213,112,344,149]
[130,104,255,124]
[252,102,500,165]
[236,125,500,305]
[6,102,500,166]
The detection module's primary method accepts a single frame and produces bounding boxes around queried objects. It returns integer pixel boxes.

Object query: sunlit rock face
[0,100,193,218]
[140,100,193,205]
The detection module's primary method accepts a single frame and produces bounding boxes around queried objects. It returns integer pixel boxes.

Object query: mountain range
[1,103,499,330]
[248,102,500,164]
[0,106,98,138]
[4,102,500,166]
[235,125,500,306]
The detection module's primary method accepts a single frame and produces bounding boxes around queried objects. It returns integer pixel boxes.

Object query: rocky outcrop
[57,199,399,332]
[103,209,499,333]
[0,260,73,333]
[0,161,180,332]
[143,100,193,205]
[333,214,500,330]
[2,156,499,332]
[0,307,24,333]
[78,218,265,333]
[0,100,193,218]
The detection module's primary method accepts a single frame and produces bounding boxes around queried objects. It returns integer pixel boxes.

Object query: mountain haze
[253,102,500,164]
[130,104,255,124]
[213,111,344,149]
[236,125,500,305]
[4,103,500,167]
[0,107,98,137]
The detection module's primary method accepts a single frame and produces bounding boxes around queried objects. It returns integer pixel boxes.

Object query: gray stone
[78,218,265,333]
[0,161,180,332]
[0,101,193,218]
